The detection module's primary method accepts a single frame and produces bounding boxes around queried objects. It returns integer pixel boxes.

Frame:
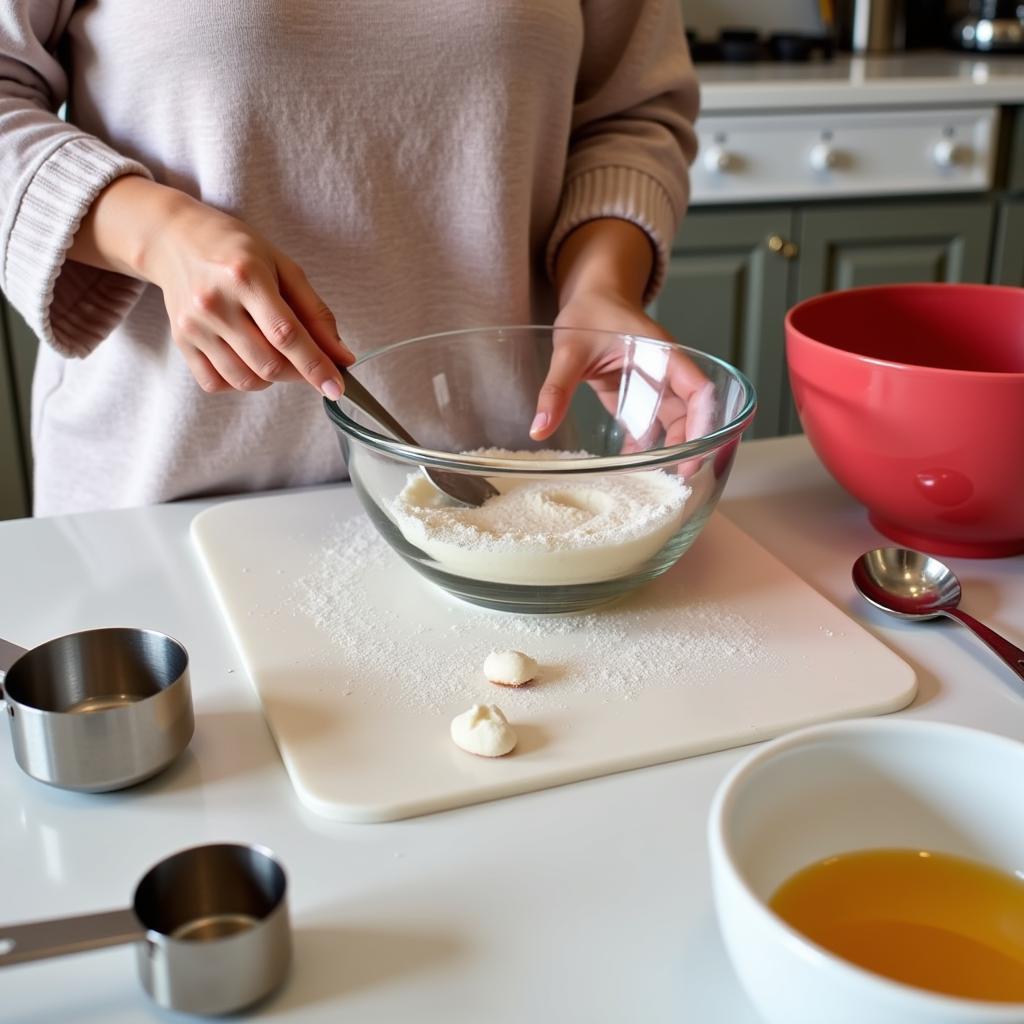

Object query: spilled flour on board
[291,515,780,716]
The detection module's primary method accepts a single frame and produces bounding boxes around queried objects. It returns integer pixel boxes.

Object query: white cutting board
[191,487,916,822]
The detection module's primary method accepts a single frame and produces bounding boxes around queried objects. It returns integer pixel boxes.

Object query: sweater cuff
[3,135,153,358]
[545,165,679,305]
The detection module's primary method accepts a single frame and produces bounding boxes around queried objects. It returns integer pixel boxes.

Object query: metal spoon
[853,547,1024,687]
[339,368,498,507]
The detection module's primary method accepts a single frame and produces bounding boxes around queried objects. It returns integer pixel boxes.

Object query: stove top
[688,27,835,64]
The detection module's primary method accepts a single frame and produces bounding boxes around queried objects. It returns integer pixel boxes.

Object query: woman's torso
[35,0,584,513]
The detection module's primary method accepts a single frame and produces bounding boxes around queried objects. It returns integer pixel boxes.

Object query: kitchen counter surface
[699,52,1024,111]
[3,434,1024,1023]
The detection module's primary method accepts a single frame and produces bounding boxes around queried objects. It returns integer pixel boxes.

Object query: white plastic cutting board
[191,488,916,822]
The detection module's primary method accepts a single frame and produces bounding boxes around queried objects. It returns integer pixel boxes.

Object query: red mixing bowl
[786,283,1024,558]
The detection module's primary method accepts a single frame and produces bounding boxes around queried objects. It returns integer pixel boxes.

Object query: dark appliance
[952,0,1024,51]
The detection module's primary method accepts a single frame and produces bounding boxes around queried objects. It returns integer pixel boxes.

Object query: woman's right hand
[72,176,353,397]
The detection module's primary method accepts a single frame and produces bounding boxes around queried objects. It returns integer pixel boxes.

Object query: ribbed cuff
[3,135,153,357]
[545,165,679,305]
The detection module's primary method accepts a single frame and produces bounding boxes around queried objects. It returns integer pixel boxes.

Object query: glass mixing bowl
[324,326,756,613]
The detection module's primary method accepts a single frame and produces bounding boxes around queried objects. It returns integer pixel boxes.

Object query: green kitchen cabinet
[1006,107,1024,194]
[794,200,995,300]
[0,294,33,519]
[781,199,997,433]
[657,208,794,438]
[661,199,996,440]
[992,200,1024,287]
[5,298,37,463]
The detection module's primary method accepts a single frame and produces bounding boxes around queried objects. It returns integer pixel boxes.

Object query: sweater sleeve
[545,0,699,304]
[0,0,153,357]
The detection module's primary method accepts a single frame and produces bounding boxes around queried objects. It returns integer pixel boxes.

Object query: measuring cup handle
[0,908,142,967]
[0,636,27,692]
[944,608,1024,687]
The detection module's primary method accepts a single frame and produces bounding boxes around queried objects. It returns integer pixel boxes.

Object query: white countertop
[699,53,1024,112]
[3,435,1024,1023]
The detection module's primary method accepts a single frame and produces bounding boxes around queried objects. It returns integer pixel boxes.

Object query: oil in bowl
[769,848,1024,1002]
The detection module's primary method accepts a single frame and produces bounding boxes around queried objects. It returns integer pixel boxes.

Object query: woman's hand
[531,218,712,447]
[70,176,353,396]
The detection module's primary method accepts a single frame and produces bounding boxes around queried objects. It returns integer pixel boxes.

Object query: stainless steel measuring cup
[0,842,291,1016]
[0,627,194,791]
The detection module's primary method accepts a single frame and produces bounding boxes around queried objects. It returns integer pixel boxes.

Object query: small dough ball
[484,650,538,687]
[450,704,517,757]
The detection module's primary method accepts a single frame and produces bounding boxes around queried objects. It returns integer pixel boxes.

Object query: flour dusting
[290,515,778,716]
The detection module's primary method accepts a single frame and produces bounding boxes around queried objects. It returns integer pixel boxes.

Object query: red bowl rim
[785,283,1024,382]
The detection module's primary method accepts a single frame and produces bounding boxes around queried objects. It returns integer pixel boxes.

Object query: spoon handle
[340,369,418,446]
[943,608,1024,686]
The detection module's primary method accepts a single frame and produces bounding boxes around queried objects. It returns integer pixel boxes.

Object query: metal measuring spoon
[853,547,1024,686]
[339,368,498,507]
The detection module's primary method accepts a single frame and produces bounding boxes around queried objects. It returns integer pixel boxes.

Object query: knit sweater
[0,1,698,515]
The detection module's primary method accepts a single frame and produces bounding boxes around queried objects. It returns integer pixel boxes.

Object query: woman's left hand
[531,218,713,449]
[530,289,713,451]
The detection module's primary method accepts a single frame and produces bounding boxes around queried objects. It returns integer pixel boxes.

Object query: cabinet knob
[809,142,839,172]
[767,236,799,259]
[703,146,735,173]
[932,138,969,168]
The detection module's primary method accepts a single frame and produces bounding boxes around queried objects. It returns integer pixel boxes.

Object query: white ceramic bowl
[708,718,1024,1024]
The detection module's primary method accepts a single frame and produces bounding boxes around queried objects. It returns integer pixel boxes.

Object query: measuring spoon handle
[944,608,1024,687]
[0,908,142,967]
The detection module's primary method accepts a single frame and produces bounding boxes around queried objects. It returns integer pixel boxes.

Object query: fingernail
[530,412,549,437]
[322,378,343,401]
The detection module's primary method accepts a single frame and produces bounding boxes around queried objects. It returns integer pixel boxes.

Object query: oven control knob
[932,138,966,168]
[809,142,839,172]
[703,146,735,173]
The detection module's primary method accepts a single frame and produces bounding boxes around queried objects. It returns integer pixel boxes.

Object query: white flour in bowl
[390,449,690,586]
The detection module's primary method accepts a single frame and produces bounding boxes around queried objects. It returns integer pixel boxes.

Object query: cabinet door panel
[796,200,994,300]
[5,301,36,463]
[830,242,964,288]
[0,296,30,519]
[1007,107,1024,194]
[655,209,793,439]
[992,200,1024,287]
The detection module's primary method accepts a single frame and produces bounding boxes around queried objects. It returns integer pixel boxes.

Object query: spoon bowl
[852,547,962,619]
[853,546,1024,688]
[339,368,498,508]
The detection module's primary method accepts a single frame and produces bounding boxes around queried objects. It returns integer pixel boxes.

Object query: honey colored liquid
[769,849,1024,1002]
